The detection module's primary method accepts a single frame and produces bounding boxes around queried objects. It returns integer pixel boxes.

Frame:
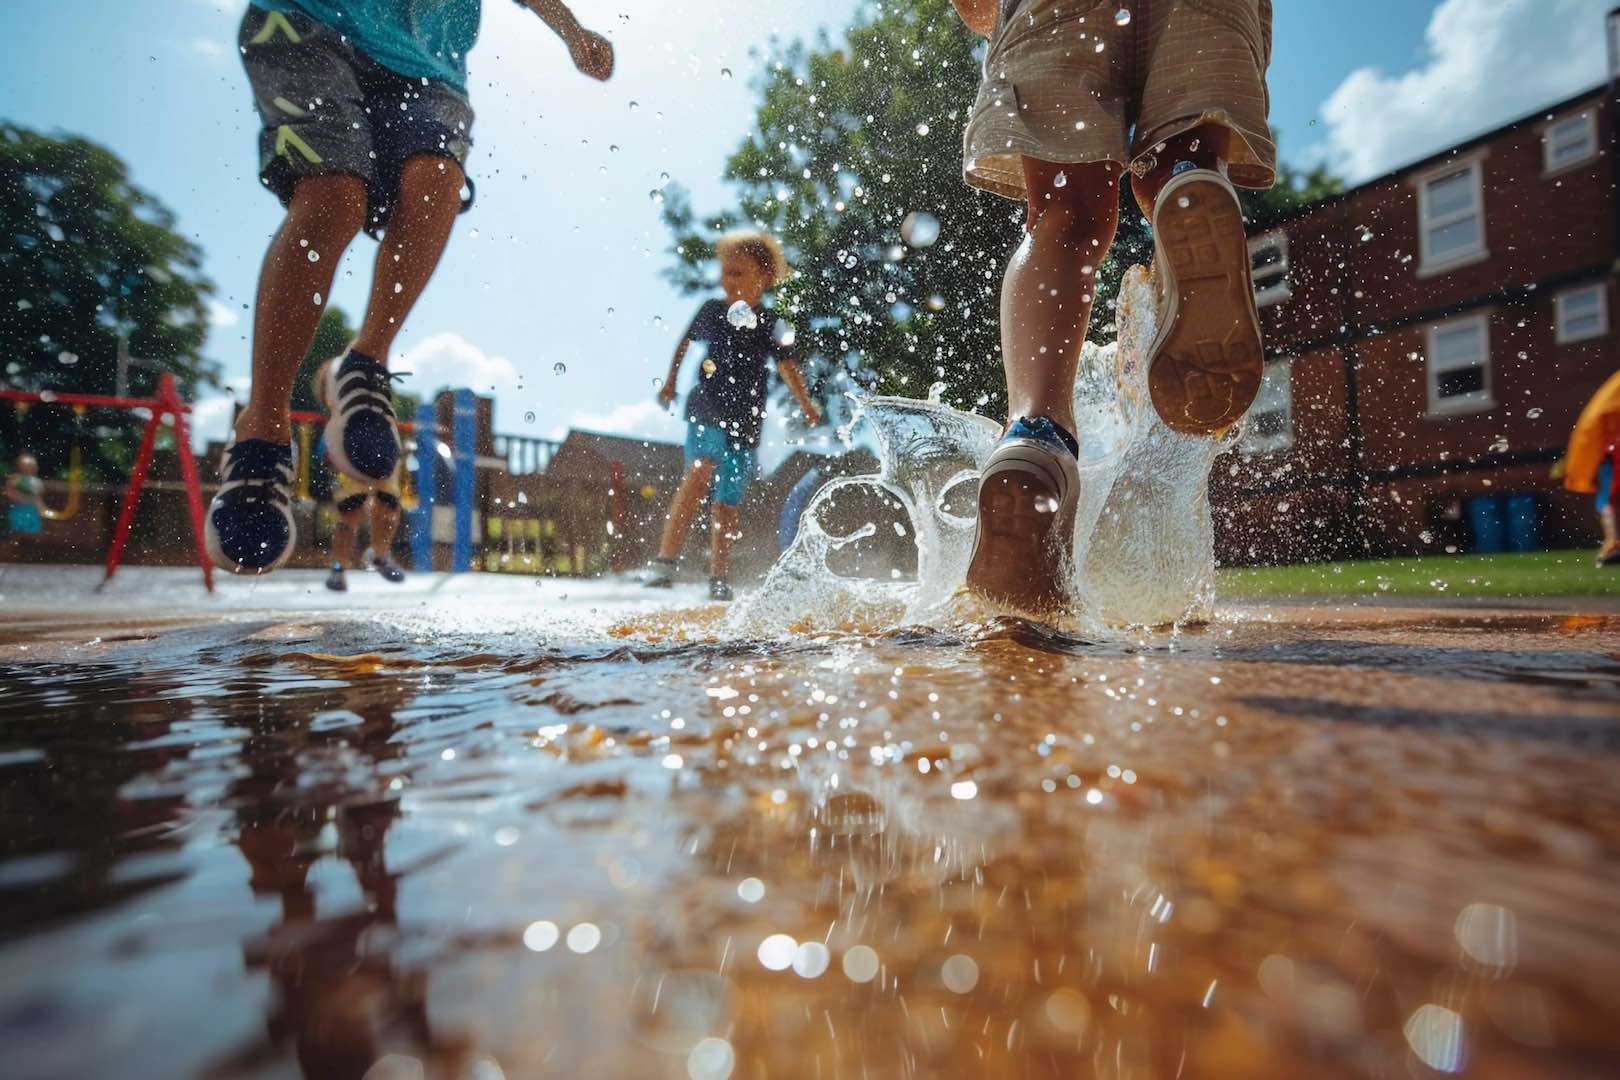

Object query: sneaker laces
[336,358,407,419]
[220,441,293,504]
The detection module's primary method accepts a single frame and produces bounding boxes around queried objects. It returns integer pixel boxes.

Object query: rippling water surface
[2,569,1619,1079]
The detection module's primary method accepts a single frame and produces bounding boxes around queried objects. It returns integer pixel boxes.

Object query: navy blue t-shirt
[682,298,786,449]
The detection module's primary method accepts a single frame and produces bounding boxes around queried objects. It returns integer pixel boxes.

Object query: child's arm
[657,339,692,410]
[776,360,822,427]
[952,0,998,37]
[3,477,19,505]
[518,0,615,81]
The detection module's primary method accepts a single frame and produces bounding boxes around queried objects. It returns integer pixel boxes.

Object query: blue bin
[1467,494,1505,554]
[1505,493,1538,553]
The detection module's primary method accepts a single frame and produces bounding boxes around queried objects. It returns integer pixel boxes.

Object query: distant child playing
[207,0,614,575]
[313,357,408,591]
[4,453,46,543]
[953,0,1275,612]
[645,232,822,601]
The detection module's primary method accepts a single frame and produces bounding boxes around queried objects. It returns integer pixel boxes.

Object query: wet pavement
[1,567,1618,1079]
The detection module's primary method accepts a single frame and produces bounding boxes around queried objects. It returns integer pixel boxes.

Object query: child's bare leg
[710,503,739,579]
[236,175,369,444]
[332,505,366,567]
[1001,158,1122,433]
[353,155,465,361]
[657,461,716,561]
[1130,123,1230,221]
[369,498,401,554]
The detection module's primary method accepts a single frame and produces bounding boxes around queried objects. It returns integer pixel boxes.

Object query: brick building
[1215,48,1619,564]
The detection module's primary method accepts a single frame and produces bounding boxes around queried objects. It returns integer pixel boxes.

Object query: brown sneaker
[1597,540,1620,568]
[1146,168,1264,435]
[965,416,1080,614]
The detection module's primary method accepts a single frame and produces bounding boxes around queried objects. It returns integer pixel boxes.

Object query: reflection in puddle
[1,605,1618,1077]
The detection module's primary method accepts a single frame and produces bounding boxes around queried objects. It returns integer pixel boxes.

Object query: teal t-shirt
[249,0,486,93]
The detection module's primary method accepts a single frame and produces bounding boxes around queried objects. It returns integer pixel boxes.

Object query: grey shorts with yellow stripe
[238,6,475,235]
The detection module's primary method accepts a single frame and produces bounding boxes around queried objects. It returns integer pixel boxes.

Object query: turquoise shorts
[1600,461,1613,512]
[7,504,43,535]
[685,422,755,506]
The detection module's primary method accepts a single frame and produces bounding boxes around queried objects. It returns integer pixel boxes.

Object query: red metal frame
[2,374,213,591]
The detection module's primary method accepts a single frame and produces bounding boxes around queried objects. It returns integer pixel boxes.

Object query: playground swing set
[0,380,483,591]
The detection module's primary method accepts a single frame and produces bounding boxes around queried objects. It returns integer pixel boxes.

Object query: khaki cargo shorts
[964,0,1275,200]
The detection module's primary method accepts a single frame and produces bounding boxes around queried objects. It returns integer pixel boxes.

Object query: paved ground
[1,564,1617,1078]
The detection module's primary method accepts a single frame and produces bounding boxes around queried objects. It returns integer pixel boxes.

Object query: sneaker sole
[1147,173,1264,436]
[203,497,296,575]
[965,446,1076,614]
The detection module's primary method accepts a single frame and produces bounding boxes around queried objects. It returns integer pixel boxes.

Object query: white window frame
[1424,311,1494,417]
[1413,154,1488,277]
[1542,109,1599,175]
[1555,282,1609,344]
[1248,230,1291,308]
[1241,359,1294,456]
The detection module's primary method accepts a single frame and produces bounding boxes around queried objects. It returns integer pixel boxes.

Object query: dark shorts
[239,6,475,234]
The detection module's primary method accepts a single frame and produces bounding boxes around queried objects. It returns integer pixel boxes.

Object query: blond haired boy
[646,231,822,600]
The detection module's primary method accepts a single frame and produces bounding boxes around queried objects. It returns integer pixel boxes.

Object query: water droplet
[312,291,322,305]
[792,941,831,979]
[553,362,567,375]
[1177,195,1192,209]
[701,358,717,377]
[306,250,319,262]
[566,923,601,953]
[393,282,403,294]
[1074,119,1088,131]
[726,300,759,329]
[737,877,765,903]
[842,945,879,983]
[1526,407,1542,419]
[1053,171,1068,188]
[900,210,940,248]
[941,954,979,993]
[1114,6,1132,26]
[915,122,930,136]
[758,934,797,971]
[927,294,946,311]
[649,189,665,205]
[628,100,640,110]
[687,1038,735,1080]
[524,411,536,423]
[659,171,670,185]
[1094,39,1106,52]
[523,920,559,951]
[57,351,78,366]
[720,67,732,80]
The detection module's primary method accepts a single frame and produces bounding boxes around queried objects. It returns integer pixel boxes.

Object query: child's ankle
[234,407,291,446]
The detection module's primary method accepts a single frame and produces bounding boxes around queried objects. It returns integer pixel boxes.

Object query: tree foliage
[662,0,1342,421]
[0,123,217,478]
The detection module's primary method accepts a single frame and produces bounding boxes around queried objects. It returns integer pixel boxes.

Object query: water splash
[733,266,1237,633]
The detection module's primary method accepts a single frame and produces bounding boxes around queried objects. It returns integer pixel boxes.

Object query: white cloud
[206,299,239,329]
[396,332,522,402]
[1313,0,1611,182]
[552,399,685,444]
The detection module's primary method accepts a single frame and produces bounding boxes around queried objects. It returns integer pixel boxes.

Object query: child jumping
[954,0,1274,611]
[645,231,822,601]
[313,357,408,590]
[206,0,613,574]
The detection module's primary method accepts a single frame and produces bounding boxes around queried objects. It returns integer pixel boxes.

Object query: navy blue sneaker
[965,416,1081,613]
[205,439,296,574]
[366,548,406,583]
[323,348,401,482]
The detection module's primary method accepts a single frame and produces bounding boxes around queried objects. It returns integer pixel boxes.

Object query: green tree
[662,0,1341,420]
[0,123,217,478]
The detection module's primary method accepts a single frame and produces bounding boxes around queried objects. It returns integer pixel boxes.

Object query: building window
[1242,360,1293,455]
[1425,313,1493,415]
[1556,283,1609,343]
[1249,231,1290,308]
[1544,110,1598,174]
[1416,158,1486,275]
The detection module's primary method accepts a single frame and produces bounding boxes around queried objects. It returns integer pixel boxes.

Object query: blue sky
[1,0,1611,463]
